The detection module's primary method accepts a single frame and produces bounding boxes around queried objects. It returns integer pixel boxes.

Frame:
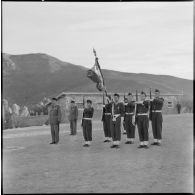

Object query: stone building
[46,92,183,123]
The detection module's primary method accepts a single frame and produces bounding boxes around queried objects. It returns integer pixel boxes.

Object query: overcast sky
[2,2,193,80]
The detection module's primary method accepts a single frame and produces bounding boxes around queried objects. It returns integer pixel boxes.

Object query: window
[167,101,173,108]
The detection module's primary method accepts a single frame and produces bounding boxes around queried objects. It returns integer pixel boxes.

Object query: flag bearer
[135,91,150,149]
[81,100,94,147]
[150,89,164,146]
[110,93,125,149]
[124,93,135,144]
[102,95,112,142]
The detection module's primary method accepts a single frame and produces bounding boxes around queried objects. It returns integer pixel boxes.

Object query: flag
[87,49,105,92]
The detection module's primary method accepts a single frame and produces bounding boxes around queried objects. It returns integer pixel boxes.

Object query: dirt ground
[2,114,193,193]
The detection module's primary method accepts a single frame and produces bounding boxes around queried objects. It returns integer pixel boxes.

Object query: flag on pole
[87,49,105,92]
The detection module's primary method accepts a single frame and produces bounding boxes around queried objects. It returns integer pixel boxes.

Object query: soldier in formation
[123,98,128,135]
[150,89,164,146]
[134,91,150,149]
[81,99,94,147]
[124,93,135,144]
[102,95,112,142]
[110,93,125,149]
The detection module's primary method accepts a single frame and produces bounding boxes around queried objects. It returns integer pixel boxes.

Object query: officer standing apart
[134,91,150,149]
[176,102,181,114]
[124,93,135,144]
[150,89,164,146]
[68,100,78,135]
[81,100,94,147]
[102,95,112,142]
[49,98,61,144]
[110,93,125,149]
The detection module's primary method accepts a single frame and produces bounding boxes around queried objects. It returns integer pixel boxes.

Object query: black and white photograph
[2,1,193,193]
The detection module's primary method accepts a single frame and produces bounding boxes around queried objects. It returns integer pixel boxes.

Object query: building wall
[50,93,182,123]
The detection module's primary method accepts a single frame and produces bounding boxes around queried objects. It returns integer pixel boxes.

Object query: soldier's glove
[132,116,136,126]
[112,116,116,121]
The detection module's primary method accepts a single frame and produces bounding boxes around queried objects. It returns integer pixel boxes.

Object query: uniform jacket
[68,105,78,121]
[81,107,94,126]
[125,101,135,113]
[49,104,62,125]
[149,97,164,120]
[111,102,125,117]
[150,97,164,111]
[136,100,150,114]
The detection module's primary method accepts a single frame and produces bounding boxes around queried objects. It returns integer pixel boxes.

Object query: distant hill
[3,53,193,106]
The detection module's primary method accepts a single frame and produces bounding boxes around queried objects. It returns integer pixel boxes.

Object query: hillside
[2,53,193,105]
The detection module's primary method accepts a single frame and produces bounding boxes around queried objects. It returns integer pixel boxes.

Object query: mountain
[3,53,193,106]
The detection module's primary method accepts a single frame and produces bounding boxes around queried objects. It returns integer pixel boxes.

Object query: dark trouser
[82,120,92,141]
[152,112,163,140]
[137,115,149,142]
[50,124,59,143]
[103,116,112,138]
[110,117,121,141]
[123,120,126,130]
[125,115,135,138]
[70,120,77,135]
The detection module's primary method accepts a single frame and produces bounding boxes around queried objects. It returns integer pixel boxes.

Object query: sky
[2,2,193,80]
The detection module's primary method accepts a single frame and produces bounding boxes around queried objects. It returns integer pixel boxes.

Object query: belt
[152,110,162,112]
[125,112,134,115]
[105,113,111,115]
[112,114,120,121]
[83,118,92,120]
[113,114,120,117]
[137,113,148,116]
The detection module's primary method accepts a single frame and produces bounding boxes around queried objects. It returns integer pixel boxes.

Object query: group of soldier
[48,89,164,149]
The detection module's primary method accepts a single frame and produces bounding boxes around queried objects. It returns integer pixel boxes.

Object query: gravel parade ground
[2,114,193,193]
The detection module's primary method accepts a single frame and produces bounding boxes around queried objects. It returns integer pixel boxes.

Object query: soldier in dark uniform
[81,100,94,147]
[135,91,150,149]
[124,93,135,144]
[123,98,128,135]
[110,93,125,149]
[176,102,181,114]
[102,95,112,142]
[49,98,61,144]
[150,89,164,146]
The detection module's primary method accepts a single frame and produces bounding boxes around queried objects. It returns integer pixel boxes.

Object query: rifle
[103,91,105,106]
[136,90,138,101]
[102,90,106,122]
[132,90,138,126]
[150,88,152,99]
[83,96,85,108]
[81,96,85,126]
[149,88,153,121]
